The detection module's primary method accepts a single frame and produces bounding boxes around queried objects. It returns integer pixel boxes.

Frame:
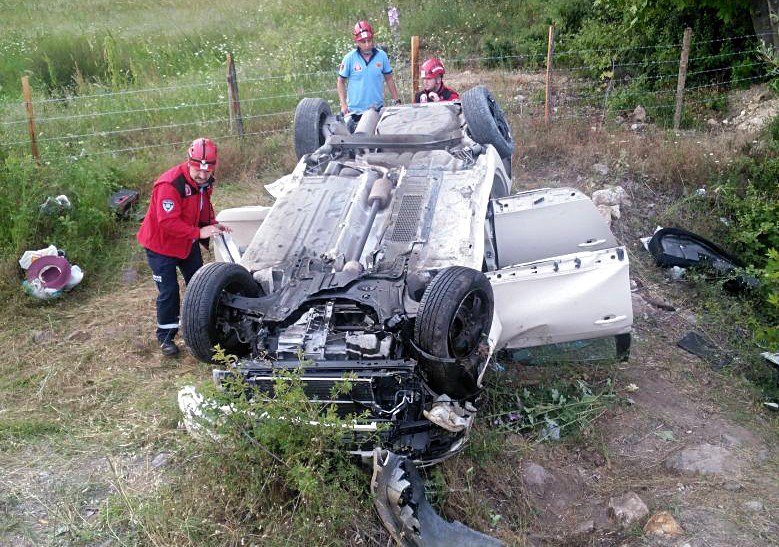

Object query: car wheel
[293,98,331,159]
[414,266,494,398]
[461,85,515,160]
[182,262,259,363]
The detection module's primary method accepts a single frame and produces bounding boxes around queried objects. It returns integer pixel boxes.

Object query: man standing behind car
[337,20,400,117]
[137,138,231,357]
[414,58,459,103]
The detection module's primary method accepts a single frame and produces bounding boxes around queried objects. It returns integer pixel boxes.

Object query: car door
[486,187,633,350]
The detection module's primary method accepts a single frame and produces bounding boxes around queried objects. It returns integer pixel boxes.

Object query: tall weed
[128,366,380,544]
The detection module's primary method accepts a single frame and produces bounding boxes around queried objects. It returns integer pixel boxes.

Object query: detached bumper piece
[372,449,503,546]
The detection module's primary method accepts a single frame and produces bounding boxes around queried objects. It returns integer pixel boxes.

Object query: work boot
[160,340,179,357]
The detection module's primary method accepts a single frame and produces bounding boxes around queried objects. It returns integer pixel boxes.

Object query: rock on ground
[664,444,741,477]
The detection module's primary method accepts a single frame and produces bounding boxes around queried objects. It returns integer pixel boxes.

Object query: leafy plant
[126,364,380,544]
[485,376,619,442]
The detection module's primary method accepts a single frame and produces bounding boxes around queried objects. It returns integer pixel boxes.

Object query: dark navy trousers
[145,243,202,344]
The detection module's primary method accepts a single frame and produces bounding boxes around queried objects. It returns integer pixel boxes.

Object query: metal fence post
[21,76,40,162]
[226,53,244,137]
[673,28,693,130]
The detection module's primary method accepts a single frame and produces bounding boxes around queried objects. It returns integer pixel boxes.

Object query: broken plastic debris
[371,449,503,546]
[18,245,58,270]
[625,383,639,392]
[423,394,476,432]
[764,402,778,411]
[22,280,62,300]
[677,332,732,369]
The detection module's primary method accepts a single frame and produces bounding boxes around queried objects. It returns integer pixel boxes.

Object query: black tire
[461,86,515,160]
[414,266,494,398]
[293,98,331,159]
[181,262,259,363]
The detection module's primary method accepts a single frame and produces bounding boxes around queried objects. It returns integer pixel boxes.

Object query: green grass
[0,418,63,447]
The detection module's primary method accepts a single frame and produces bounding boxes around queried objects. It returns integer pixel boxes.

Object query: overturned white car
[181,87,632,466]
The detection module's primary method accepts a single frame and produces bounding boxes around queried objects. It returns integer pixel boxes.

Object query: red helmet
[420,58,445,78]
[353,20,374,42]
[187,137,217,172]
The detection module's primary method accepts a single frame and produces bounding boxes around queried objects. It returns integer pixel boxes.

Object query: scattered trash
[109,188,140,217]
[18,246,83,300]
[18,245,58,270]
[625,383,639,392]
[26,255,71,290]
[677,331,732,369]
[764,402,778,411]
[39,195,71,216]
[694,188,707,197]
[423,395,476,432]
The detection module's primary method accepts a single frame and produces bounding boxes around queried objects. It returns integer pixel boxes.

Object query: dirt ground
[1,92,778,546]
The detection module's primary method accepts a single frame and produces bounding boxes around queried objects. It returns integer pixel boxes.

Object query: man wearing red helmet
[414,58,459,104]
[137,138,231,356]
[337,20,400,116]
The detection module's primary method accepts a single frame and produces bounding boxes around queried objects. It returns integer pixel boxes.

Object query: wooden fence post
[410,35,419,102]
[545,24,555,125]
[21,76,40,162]
[673,28,693,131]
[226,53,244,137]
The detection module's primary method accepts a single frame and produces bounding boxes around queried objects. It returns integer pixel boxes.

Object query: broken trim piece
[371,448,503,546]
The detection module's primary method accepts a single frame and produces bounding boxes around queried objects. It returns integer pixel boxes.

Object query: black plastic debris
[109,189,139,217]
[372,448,503,546]
[648,227,758,293]
[677,332,732,369]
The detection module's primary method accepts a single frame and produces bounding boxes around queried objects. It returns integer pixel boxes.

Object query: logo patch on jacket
[375,62,382,68]
[354,63,362,72]
[162,199,175,213]
[184,185,192,196]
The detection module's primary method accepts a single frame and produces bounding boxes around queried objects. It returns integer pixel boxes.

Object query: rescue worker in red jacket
[414,58,459,103]
[137,138,231,356]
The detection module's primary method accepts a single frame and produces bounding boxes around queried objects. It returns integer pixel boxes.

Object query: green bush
[131,364,378,544]
[0,155,146,285]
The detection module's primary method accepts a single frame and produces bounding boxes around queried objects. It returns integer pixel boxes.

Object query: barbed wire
[4,110,296,147]
[1,30,772,110]
[1,88,336,126]
[75,127,291,158]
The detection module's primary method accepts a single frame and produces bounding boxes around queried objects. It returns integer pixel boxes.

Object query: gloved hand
[391,98,401,106]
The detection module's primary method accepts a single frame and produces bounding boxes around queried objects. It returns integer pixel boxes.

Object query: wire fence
[1,29,772,162]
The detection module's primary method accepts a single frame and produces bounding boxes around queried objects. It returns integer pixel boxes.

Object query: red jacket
[414,84,459,104]
[137,163,216,259]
